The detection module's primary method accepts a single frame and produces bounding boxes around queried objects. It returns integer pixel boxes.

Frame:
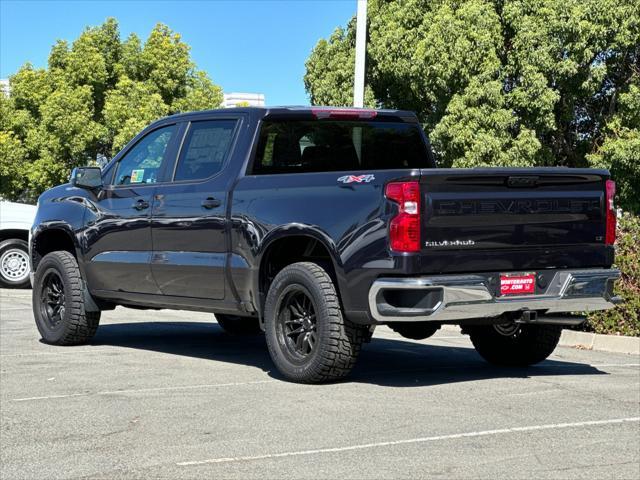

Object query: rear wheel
[468,323,562,366]
[264,262,366,383]
[215,314,262,335]
[32,251,100,345]
[0,239,31,288]
[388,322,440,340]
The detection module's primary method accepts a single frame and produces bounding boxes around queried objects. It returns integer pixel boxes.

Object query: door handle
[201,197,221,209]
[132,199,150,211]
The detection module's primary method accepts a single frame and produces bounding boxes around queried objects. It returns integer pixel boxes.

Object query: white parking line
[11,379,274,402]
[177,417,640,466]
[11,392,89,402]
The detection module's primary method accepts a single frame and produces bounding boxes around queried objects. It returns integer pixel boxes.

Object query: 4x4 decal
[337,174,375,184]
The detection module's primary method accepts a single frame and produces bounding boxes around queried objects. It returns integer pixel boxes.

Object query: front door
[150,118,239,299]
[84,124,178,294]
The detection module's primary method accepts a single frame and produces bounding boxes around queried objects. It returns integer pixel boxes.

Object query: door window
[112,125,177,186]
[173,120,237,182]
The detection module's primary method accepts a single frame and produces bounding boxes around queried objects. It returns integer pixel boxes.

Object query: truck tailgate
[418,168,612,272]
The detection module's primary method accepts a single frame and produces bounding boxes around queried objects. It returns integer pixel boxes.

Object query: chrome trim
[368,269,620,323]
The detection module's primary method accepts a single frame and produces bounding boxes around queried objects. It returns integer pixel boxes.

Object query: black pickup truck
[30,107,620,383]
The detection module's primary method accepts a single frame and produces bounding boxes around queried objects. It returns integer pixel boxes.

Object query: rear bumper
[368,269,621,323]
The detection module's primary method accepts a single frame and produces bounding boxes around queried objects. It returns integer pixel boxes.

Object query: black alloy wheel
[40,270,66,328]
[277,286,318,359]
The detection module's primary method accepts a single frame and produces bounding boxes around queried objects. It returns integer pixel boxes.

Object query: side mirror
[70,167,103,190]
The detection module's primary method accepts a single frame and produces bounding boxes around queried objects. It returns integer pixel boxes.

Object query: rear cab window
[173,120,237,182]
[251,119,432,174]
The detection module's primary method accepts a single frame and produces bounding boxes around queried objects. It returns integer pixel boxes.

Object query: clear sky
[0,0,356,105]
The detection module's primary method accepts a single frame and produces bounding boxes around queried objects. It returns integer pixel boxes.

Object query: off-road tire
[32,251,100,345]
[468,324,562,366]
[0,238,31,288]
[215,314,262,335]
[264,262,366,383]
[388,322,440,340]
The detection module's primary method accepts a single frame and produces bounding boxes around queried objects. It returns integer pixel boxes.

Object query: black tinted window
[113,125,176,185]
[173,120,236,182]
[252,120,430,174]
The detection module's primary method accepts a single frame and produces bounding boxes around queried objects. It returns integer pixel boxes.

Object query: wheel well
[259,236,338,305]
[32,229,76,271]
[0,229,29,243]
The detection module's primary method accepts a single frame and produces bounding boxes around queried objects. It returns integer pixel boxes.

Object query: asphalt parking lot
[1,287,639,479]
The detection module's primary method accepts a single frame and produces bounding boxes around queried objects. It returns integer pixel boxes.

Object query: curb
[559,330,640,355]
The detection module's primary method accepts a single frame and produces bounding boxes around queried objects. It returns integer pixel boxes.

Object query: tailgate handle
[507,176,539,188]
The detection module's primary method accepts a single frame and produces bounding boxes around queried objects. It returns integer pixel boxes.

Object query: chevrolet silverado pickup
[30,107,620,383]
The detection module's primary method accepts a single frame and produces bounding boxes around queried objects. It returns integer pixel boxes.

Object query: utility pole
[353,0,367,108]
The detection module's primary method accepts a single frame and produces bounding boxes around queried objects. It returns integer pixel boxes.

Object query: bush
[582,213,640,337]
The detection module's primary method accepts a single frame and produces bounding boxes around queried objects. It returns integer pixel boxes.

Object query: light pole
[353,0,367,108]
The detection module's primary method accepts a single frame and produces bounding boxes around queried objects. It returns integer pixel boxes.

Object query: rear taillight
[605,179,616,245]
[386,181,421,253]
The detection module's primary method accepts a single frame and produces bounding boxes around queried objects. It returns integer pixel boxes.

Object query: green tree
[587,84,640,213]
[304,0,640,211]
[303,18,377,108]
[0,18,223,201]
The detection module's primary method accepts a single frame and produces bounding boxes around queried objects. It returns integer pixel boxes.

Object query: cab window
[252,120,430,174]
[112,125,176,186]
[173,120,237,182]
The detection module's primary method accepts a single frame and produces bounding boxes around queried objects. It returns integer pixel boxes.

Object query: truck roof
[160,106,419,124]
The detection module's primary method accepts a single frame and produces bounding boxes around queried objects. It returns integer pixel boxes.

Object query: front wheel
[32,251,100,345]
[264,262,366,383]
[468,323,562,367]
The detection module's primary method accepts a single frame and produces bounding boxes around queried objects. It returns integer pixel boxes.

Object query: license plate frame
[499,273,536,296]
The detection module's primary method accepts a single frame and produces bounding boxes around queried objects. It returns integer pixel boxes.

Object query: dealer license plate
[500,273,536,296]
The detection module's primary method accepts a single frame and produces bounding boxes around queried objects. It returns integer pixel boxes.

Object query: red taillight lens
[605,179,616,245]
[386,181,421,252]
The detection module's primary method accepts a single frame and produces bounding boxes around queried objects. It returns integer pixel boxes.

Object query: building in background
[222,92,265,108]
[0,79,10,96]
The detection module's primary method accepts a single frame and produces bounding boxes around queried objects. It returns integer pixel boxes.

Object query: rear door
[84,124,178,294]
[150,117,240,299]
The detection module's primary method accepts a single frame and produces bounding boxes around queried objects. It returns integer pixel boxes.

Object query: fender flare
[31,222,104,312]
[31,222,83,273]
[253,224,346,313]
